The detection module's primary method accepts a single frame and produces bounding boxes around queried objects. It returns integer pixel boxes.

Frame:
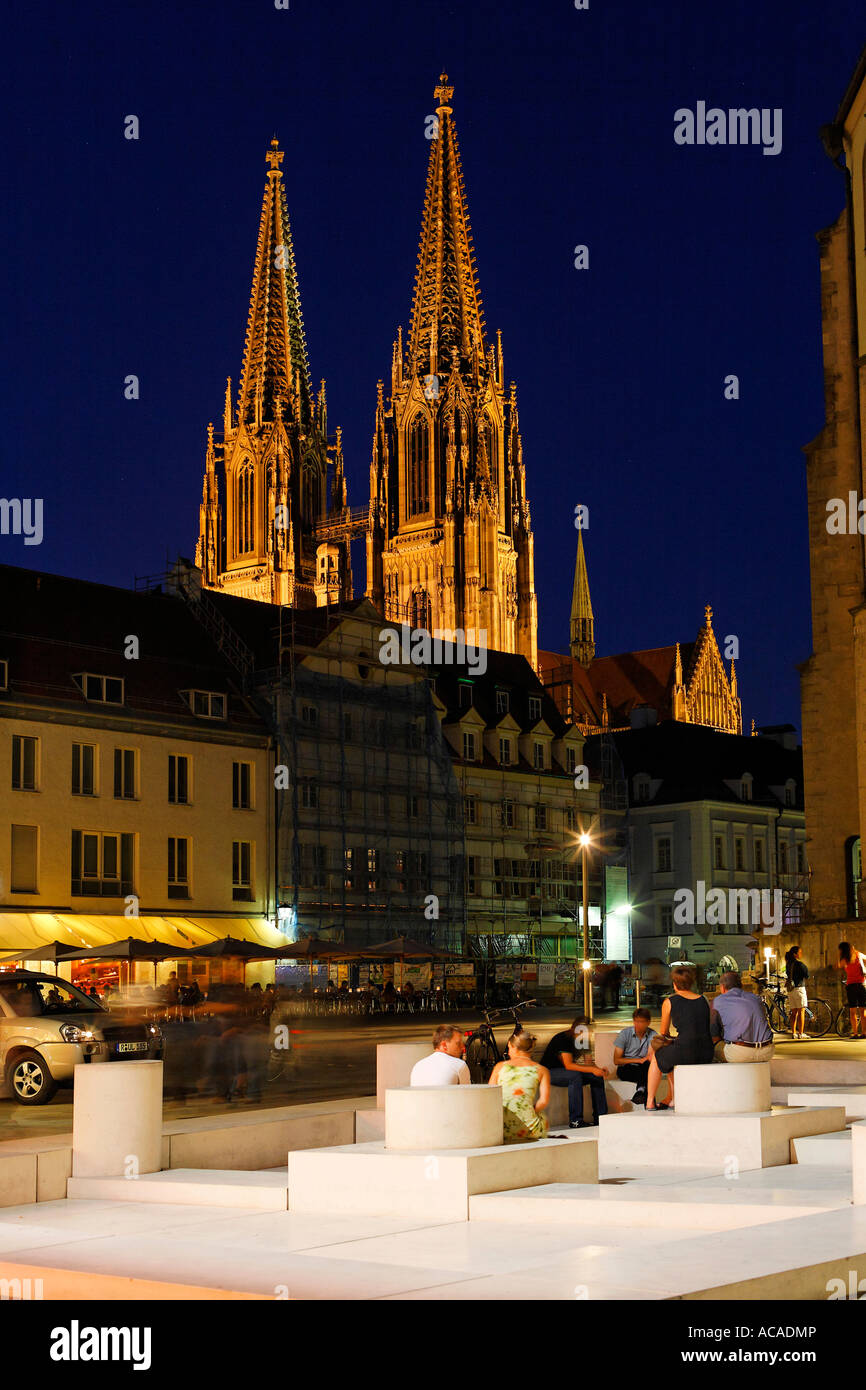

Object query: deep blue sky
[3,0,864,731]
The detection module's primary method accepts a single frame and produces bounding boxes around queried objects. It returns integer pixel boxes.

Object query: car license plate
[116,1042,147,1053]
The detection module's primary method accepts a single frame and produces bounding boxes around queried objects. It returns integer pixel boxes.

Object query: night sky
[3,0,864,732]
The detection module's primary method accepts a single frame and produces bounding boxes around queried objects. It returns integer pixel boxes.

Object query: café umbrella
[57,937,185,988]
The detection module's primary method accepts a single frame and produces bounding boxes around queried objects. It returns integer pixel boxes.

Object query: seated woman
[646,963,714,1112]
[488,1029,550,1143]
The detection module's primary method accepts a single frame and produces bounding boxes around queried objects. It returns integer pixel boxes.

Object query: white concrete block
[67,1168,288,1211]
[675,1062,770,1115]
[598,1106,845,1173]
[72,1061,163,1179]
[288,1136,598,1221]
[852,1122,866,1205]
[786,1087,866,1119]
[791,1129,852,1167]
[771,1057,866,1087]
[376,1044,432,1106]
[166,1110,354,1170]
[0,1154,37,1207]
[385,1085,503,1151]
[355,1108,386,1143]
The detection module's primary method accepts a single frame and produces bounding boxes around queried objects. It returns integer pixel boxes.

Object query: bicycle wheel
[836,1006,853,1038]
[768,1002,789,1035]
[803,998,833,1038]
[465,1033,498,1083]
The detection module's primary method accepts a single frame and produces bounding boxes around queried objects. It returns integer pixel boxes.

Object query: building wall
[0,715,270,916]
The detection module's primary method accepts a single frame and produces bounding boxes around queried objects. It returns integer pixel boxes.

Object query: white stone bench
[385,1085,503,1150]
[376,1043,431,1106]
[675,1062,770,1115]
[72,1060,163,1179]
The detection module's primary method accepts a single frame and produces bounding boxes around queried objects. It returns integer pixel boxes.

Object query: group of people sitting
[408,963,776,1142]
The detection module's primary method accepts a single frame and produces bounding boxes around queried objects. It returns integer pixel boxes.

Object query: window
[113,748,136,800]
[72,743,96,796]
[367,848,379,891]
[0,659,7,691]
[232,840,253,901]
[796,843,805,873]
[660,905,674,933]
[168,754,190,805]
[185,690,226,720]
[499,738,512,766]
[656,837,672,872]
[465,795,477,825]
[11,735,37,791]
[754,838,765,872]
[71,830,134,897]
[499,799,515,829]
[735,837,745,872]
[407,415,430,516]
[301,781,318,810]
[534,804,548,831]
[168,837,190,898]
[301,704,318,727]
[779,843,789,874]
[496,690,510,714]
[11,825,38,893]
[565,807,576,831]
[466,855,478,894]
[236,461,255,555]
[528,695,542,723]
[344,848,354,890]
[714,835,726,871]
[463,731,476,761]
[410,588,431,630]
[533,742,545,770]
[408,795,420,818]
[566,747,577,774]
[459,683,473,709]
[741,775,753,802]
[232,761,252,810]
[309,844,327,889]
[785,781,796,807]
[74,673,124,705]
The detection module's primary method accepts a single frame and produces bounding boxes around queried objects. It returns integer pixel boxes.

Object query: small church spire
[569,529,595,667]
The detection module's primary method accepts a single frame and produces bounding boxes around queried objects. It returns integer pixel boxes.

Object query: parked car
[0,970,163,1104]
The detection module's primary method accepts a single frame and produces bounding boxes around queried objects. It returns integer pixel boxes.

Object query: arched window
[407,416,430,516]
[410,588,431,632]
[478,415,496,474]
[236,462,254,555]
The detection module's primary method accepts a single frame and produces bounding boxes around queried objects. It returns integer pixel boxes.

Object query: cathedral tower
[570,530,595,666]
[366,75,538,666]
[196,140,351,606]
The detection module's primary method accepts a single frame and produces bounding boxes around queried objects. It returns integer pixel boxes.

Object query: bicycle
[751,973,833,1038]
[463,1000,538,1082]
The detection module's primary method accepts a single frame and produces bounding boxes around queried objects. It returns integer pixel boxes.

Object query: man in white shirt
[410,1025,471,1086]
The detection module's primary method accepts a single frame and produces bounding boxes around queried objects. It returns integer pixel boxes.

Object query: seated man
[711,970,774,1063]
[613,1007,657,1107]
[410,1025,471,1086]
[539,1015,609,1128]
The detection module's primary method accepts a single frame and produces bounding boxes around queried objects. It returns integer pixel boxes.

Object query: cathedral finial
[434,72,454,111]
[704,602,713,628]
[266,138,284,175]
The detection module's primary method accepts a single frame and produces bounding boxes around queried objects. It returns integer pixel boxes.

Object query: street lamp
[578,831,592,1017]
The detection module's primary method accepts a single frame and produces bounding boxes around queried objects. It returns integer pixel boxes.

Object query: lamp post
[578,831,592,1019]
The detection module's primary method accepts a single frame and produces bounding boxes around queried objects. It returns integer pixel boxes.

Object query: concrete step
[67,1168,288,1210]
[598,1105,846,1172]
[469,1175,849,1229]
[791,1128,853,1167]
[786,1087,866,1119]
[771,1057,866,1087]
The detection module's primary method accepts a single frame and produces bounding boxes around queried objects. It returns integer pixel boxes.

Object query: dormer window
[634,775,651,804]
[500,737,512,766]
[463,732,477,761]
[784,779,796,807]
[183,689,227,720]
[528,695,542,722]
[741,774,753,802]
[459,682,473,709]
[495,689,510,715]
[74,673,124,705]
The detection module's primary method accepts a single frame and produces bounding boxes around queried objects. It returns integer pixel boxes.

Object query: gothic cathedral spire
[366,75,538,667]
[195,139,351,607]
[570,530,595,666]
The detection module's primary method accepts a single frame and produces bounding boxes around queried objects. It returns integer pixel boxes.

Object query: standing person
[607,963,624,1012]
[612,1007,657,1106]
[645,964,714,1112]
[785,946,809,1040]
[838,943,866,1039]
[488,1029,550,1143]
[539,1016,609,1128]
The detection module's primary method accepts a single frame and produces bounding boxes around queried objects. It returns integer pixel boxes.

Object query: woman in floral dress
[488,1029,550,1143]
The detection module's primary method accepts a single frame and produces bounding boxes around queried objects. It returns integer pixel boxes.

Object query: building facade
[801,48,866,927]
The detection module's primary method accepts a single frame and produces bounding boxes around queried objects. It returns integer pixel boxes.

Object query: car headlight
[59,1024,94,1043]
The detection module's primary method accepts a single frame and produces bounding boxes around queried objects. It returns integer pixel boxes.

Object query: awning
[0,913,284,956]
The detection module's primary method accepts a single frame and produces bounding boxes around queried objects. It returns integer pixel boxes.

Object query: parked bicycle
[463,1000,538,1082]
[751,973,833,1038]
